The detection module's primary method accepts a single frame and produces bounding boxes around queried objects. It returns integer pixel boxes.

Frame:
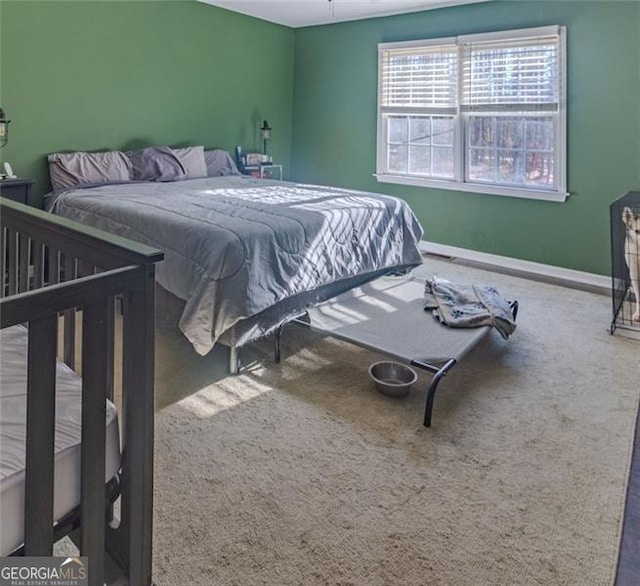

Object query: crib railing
[0,198,163,586]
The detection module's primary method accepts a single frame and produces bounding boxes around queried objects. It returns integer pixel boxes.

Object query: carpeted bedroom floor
[150,256,638,586]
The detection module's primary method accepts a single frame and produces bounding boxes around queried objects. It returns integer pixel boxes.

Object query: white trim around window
[376,26,568,202]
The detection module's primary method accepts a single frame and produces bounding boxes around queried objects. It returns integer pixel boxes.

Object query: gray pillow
[126,146,186,182]
[204,149,241,177]
[48,151,133,191]
[171,146,207,179]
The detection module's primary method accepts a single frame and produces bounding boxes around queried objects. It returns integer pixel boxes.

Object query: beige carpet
[151,257,639,586]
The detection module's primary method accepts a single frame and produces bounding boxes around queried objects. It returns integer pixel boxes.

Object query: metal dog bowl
[368,361,417,398]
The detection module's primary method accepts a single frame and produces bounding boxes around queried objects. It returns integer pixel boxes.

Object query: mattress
[51,176,424,355]
[0,325,121,555]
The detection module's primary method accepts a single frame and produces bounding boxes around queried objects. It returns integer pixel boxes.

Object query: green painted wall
[0,0,294,207]
[292,1,640,275]
[1,0,637,275]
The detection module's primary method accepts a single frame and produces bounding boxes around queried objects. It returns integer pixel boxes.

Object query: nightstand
[244,164,283,181]
[0,178,35,207]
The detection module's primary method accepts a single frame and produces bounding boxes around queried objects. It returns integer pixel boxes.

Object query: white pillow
[171,146,207,179]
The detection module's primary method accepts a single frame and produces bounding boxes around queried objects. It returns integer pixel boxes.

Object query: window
[377,26,567,202]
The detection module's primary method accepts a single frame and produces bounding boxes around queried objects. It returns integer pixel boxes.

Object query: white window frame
[376,26,568,202]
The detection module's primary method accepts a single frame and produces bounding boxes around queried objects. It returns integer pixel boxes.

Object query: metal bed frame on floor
[273,275,517,427]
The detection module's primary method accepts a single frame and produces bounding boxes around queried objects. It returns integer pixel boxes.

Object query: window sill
[374,173,569,203]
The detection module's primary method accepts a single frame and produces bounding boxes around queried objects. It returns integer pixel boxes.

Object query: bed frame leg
[274,325,283,363]
[421,359,457,428]
[229,345,240,374]
[273,312,310,364]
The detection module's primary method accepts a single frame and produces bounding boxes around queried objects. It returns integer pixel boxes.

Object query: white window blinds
[460,30,561,112]
[379,44,458,114]
[380,27,562,113]
[376,26,567,200]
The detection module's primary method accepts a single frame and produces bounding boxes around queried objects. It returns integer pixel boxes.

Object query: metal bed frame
[1,198,163,586]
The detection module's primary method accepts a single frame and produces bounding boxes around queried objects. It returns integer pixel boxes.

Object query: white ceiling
[198,0,492,28]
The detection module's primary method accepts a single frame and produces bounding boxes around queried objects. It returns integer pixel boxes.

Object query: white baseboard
[420,240,610,295]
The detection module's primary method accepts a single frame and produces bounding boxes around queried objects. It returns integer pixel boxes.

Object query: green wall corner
[292,0,640,275]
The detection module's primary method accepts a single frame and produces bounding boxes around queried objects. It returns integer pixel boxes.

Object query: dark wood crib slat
[81,300,110,586]
[23,315,58,556]
[106,297,115,402]
[1,226,6,296]
[114,267,156,586]
[18,234,29,293]
[32,242,44,290]
[7,228,17,296]
[62,254,77,369]
[48,247,61,285]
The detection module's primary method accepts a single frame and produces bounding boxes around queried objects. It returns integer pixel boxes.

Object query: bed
[49,170,424,370]
[285,273,518,427]
[0,197,163,586]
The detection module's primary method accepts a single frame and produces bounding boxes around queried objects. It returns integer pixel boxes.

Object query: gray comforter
[52,176,423,354]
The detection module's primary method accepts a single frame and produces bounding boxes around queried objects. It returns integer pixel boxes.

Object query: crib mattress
[0,325,121,555]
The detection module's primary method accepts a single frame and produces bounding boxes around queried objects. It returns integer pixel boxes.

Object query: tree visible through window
[377,26,567,200]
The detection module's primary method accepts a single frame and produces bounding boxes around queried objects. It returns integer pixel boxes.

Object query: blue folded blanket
[424,277,517,340]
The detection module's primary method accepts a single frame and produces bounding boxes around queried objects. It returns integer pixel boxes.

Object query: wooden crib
[0,197,163,586]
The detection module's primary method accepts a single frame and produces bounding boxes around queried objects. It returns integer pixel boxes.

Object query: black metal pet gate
[610,191,640,337]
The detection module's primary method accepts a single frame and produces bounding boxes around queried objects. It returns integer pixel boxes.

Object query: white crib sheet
[0,325,121,554]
